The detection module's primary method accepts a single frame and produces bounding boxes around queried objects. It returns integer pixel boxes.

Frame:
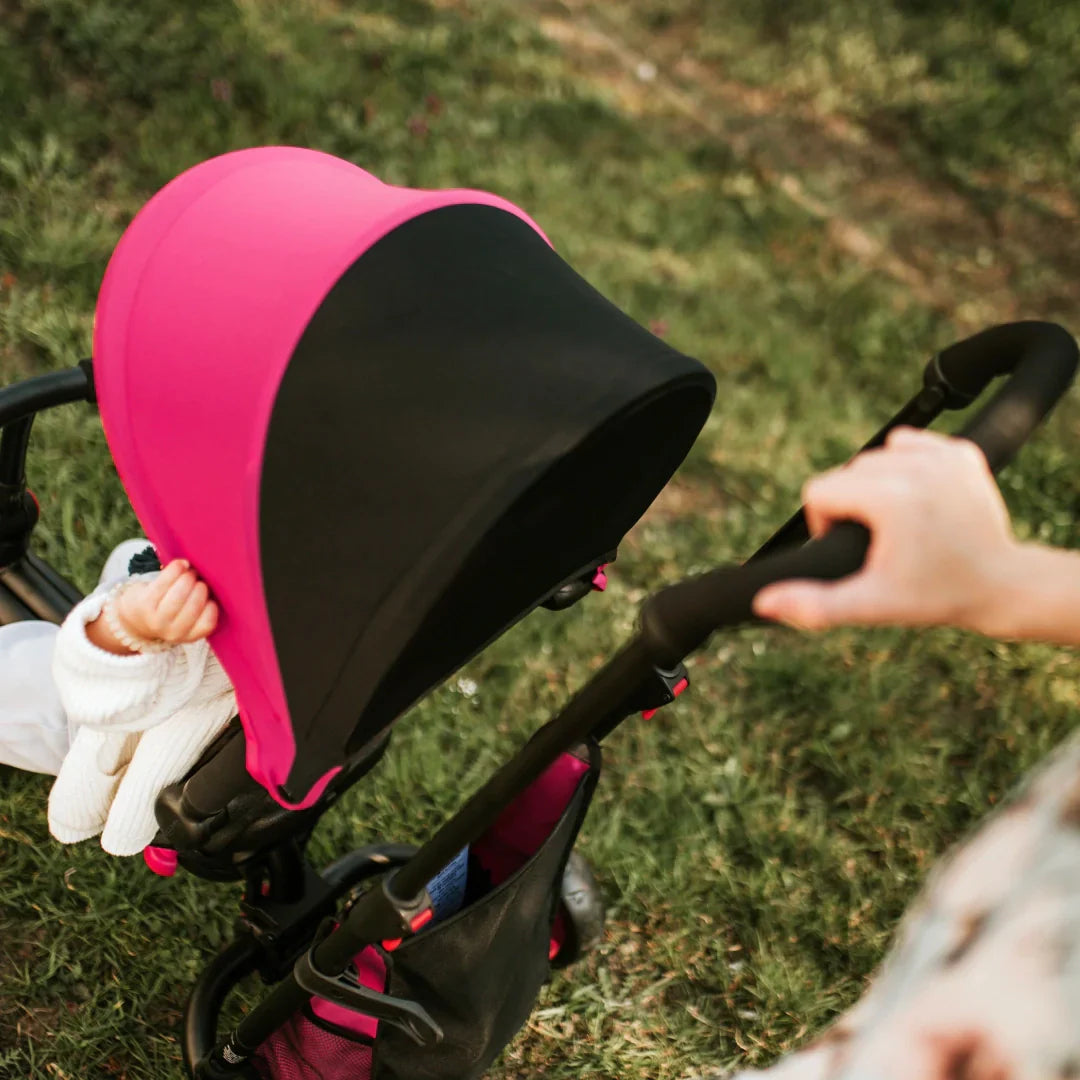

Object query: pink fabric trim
[309,945,387,1040]
[473,752,590,886]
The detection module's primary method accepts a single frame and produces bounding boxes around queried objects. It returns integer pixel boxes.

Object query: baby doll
[0,542,235,856]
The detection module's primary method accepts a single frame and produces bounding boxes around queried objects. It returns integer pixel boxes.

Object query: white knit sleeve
[48,574,239,853]
[98,666,238,856]
[51,577,210,734]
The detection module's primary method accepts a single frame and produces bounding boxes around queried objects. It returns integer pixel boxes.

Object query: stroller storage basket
[251,747,600,1080]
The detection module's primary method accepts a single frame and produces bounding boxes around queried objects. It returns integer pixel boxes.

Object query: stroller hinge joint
[294,941,444,1047]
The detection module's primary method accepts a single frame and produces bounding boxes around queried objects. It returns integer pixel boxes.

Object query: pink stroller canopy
[93,147,714,806]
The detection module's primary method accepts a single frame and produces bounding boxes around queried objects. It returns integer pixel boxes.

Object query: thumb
[753,575,886,630]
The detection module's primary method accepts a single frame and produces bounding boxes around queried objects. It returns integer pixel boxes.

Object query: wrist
[101,583,169,654]
[954,540,1032,639]
[85,611,137,656]
[964,542,1073,641]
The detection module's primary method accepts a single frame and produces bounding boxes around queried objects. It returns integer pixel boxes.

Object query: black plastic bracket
[586,661,690,742]
[923,352,978,409]
[377,874,436,940]
[78,358,97,403]
[541,550,617,611]
[239,855,340,983]
[294,920,444,1046]
[634,663,690,718]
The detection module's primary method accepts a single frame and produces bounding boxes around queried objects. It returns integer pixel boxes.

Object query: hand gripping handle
[639,321,1078,667]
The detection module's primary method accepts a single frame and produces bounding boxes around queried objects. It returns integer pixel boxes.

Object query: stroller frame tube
[0,364,94,622]
[198,320,1078,1077]
[0,363,94,432]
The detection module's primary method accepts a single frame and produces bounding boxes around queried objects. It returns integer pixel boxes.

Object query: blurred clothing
[0,620,68,774]
[728,733,1080,1080]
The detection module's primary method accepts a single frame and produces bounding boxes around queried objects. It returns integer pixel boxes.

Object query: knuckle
[884,474,916,501]
[885,426,916,448]
[957,440,986,469]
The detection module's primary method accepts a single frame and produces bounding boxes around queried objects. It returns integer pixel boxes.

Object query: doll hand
[753,428,1022,634]
[110,559,219,650]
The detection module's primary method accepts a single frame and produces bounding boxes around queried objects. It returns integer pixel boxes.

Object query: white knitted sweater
[48,575,237,856]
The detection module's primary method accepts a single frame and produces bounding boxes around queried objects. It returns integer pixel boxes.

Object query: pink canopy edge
[93,147,550,808]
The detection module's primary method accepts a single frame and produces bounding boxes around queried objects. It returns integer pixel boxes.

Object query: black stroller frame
[1,321,1076,1079]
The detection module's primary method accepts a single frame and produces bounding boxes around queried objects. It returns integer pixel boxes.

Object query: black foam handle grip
[946,321,1077,471]
[639,321,1078,667]
[933,320,1075,404]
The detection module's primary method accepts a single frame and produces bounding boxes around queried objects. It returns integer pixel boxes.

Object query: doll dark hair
[127,545,162,576]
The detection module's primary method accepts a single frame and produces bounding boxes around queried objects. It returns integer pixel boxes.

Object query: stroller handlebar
[0,362,95,430]
[943,321,1078,472]
[639,320,1079,666]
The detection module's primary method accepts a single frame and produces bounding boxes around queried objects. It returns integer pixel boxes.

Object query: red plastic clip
[382,907,434,952]
[410,908,434,933]
[642,676,688,721]
[143,846,178,877]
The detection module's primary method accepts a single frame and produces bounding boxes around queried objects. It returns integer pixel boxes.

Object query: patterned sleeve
[723,732,1080,1080]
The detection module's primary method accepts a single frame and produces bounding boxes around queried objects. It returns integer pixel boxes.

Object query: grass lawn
[1,1,1079,1077]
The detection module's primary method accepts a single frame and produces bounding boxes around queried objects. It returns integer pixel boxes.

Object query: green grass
[1,1,1079,1077]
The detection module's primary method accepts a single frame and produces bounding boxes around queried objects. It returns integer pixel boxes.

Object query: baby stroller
[0,147,1075,1080]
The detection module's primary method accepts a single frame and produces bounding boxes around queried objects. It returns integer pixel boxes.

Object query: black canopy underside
[260,204,715,800]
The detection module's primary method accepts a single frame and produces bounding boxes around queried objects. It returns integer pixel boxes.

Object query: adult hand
[753,428,1022,635]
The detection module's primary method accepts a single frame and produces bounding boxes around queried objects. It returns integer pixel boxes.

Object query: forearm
[975,542,1080,645]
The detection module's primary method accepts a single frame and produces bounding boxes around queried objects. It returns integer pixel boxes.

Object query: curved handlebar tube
[0,364,96,497]
[0,363,95,430]
[640,321,1078,665]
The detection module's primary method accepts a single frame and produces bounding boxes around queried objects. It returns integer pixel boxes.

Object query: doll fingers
[153,569,200,625]
[163,582,210,641]
[143,558,190,605]
[183,599,219,643]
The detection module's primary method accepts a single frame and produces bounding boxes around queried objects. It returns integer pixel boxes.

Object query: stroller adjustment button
[641,667,690,721]
[143,845,179,877]
[410,908,434,932]
[382,907,433,951]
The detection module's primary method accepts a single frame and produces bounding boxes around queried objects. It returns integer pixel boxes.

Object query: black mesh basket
[250,745,600,1080]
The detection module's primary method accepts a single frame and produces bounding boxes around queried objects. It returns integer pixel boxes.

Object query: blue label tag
[426,846,469,925]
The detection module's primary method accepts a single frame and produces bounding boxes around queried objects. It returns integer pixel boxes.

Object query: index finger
[883,426,957,453]
[802,452,919,535]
